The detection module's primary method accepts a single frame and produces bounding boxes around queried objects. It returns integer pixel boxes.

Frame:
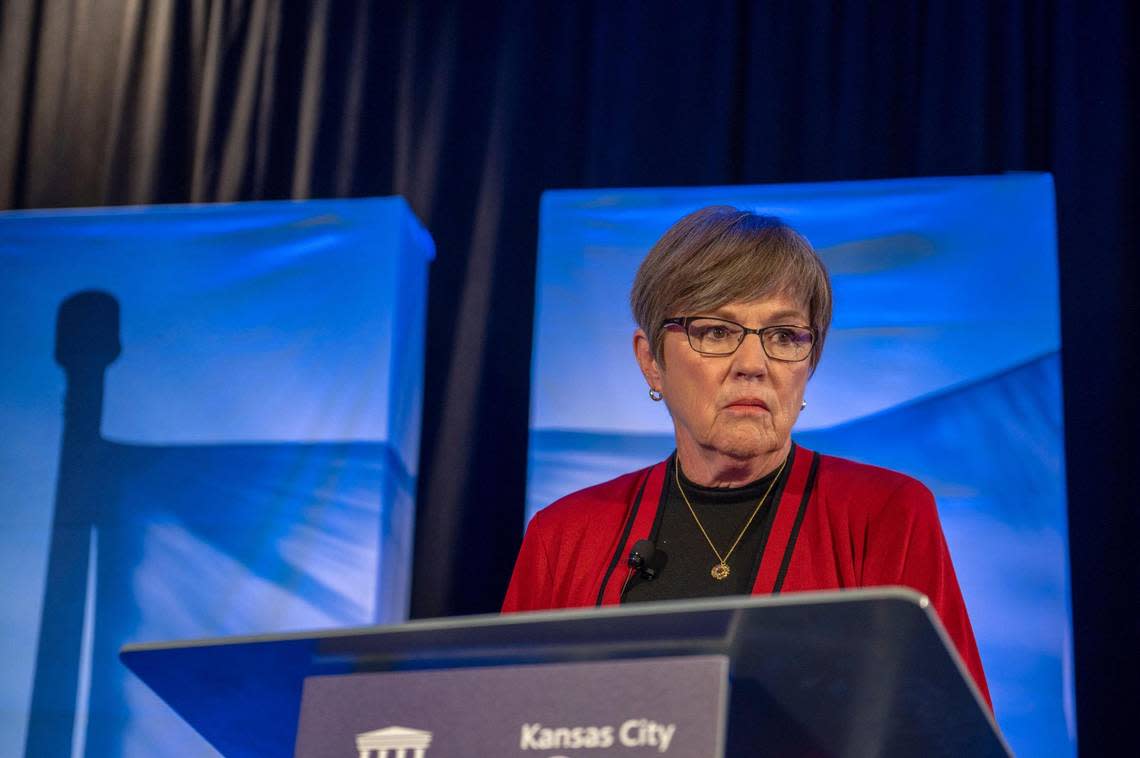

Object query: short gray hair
[630,206,832,370]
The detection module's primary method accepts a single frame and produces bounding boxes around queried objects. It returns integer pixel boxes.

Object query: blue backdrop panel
[527,175,1071,757]
[0,198,433,757]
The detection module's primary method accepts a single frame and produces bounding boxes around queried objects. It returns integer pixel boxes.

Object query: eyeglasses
[662,317,815,362]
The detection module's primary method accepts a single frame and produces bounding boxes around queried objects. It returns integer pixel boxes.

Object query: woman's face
[635,294,813,467]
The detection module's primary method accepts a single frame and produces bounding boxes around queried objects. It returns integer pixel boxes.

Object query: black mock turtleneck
[622,448,793,603]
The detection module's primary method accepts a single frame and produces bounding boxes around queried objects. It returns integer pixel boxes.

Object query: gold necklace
[674,456,788,581]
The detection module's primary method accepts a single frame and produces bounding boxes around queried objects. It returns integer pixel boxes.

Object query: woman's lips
[725,400,769,412]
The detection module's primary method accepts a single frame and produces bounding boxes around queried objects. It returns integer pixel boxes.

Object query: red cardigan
[502,445,991,708]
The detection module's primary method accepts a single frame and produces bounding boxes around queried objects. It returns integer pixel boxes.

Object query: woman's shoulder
[807,449,935,514]
[812,451,926,489]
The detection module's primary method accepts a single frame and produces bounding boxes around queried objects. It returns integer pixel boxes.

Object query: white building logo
[354,725,433,758]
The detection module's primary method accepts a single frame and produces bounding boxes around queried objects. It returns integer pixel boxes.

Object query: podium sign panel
[295,656,727,757]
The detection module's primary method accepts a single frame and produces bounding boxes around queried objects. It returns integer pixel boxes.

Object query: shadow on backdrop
[26,291,413,757]
[26,291,122,757]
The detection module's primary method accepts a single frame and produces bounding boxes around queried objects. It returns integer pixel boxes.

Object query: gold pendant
[711,563,730,580]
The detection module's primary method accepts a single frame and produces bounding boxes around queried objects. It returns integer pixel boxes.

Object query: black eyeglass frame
[661,316,816,362]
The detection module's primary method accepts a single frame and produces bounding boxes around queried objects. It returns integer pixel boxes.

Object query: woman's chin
[708,431,781,461]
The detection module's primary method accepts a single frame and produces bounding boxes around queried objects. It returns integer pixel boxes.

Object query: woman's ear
[633,329,663,390]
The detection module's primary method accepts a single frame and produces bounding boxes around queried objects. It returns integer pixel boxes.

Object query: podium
[120,587,1009,757]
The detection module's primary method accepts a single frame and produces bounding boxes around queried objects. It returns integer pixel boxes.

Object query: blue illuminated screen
[0,198,431,757]
[527,175,1072,757]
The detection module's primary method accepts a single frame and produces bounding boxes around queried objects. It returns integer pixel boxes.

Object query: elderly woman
[502,206,990,705]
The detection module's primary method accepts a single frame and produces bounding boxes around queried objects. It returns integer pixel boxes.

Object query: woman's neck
[675,439,790,488]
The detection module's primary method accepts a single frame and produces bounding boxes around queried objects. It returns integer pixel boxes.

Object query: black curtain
[2,1,1136,751]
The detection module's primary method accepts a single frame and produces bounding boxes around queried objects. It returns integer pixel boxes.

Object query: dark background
[2,1,1135,752]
